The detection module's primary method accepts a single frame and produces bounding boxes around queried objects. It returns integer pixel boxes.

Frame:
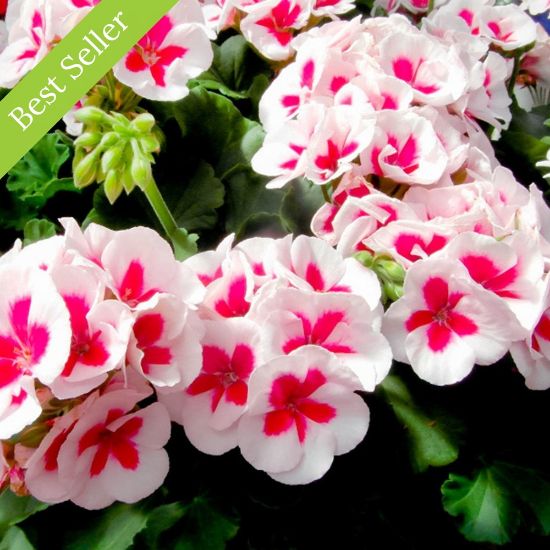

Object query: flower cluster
[198,0,355,60]
[0,220,391,506]
[251,2,550,389]
[0,0,213,100]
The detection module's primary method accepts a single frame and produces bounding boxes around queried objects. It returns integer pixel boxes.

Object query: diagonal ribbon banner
[0,0,179,178]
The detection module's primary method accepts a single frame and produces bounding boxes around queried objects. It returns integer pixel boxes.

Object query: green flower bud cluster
[72,107,161,204]
[354,251,406,304]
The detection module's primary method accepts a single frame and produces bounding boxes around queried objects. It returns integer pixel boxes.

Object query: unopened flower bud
[74,131,101,149]
[97,131,120,150]
[75,106,111,125]
[74,150,100,188]
[139,134,161,154]
[354,251,375,268]
[104,169,124,204]
[376,258,405,284]
[101,145,124,173]
[130,139,152,189]
[131,113,156,134]
[383,281,404,303]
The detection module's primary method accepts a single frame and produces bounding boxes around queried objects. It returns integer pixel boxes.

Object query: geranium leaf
[65,502,149,550]
[137,497,239,550]
[154,87,264,178]
[280,178,325,235]
[0,526,35,550]
[23,219,57,246]
[379,374,459,472]
[0,491,48,536]
[172,496,239,550]
[442,467,521,544]
[6,133,77,208]
[191,35,271,100]
[167,161,225,232]
[491,462,550,536]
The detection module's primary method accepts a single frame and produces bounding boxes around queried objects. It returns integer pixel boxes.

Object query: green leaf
[6,133,77,209]
[0,526,35,550]
[140,502,188,548]
[168,161,225,232]
[0,491,48,536]
[379,375,459,472]
[174,497,239,550]
[280,178,325,235]
[191,35,271,101]
[23,219,57,246]
[0,89,9,101]
[491,462,550,536]
[442,467,521,544]
[224,169,286,237]
[154,87,265,178]
[65,502,149,550]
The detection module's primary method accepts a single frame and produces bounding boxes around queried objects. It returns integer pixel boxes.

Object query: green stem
[507,54,521,98]
[142,178,179,241]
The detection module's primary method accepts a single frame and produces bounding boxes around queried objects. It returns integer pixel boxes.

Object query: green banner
[0,0,179,178]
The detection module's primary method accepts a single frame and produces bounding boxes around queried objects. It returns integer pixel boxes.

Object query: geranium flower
[252,287,392,390]
[383,258,525,385]
[161,318,261,455]
[48,265,134,400]
[114,0,213,100]
[127,294,204,388]
[0,265,71,438]
[55,391,171,509]
[238,346,370,484]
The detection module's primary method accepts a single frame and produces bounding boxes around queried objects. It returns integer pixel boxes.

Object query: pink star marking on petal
[78,409,143,476]
[405,277,478,352]
[263,369,336,443]
[187,343,255,411]
[125,16,188,87]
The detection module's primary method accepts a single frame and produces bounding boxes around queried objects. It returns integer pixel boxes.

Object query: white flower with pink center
[100,226,204,309]
[510,276,550,391]
[464,52,512,130]
[55,390,171,510]
[114,0,213,101]
[253,287,392,390]
[127,294,204,389]
[305,105,375,185]
[258,44,326,131]
[311,172,374,245]
[438,232,545,331]
[183,233,234,288]
[252,104,323,189]
[161,318,261,455]
[199,0,236,33]
[359,111,448,186]
[377,30,468,106]
[200,250,256,318]
[331,194,423,257]
[480,4,537,51]
[349,72,414,112]
[0,0,68,87]
[48,266,134,400]
[60,218,116,272]
[273,235,382,309]
[364,220,455,268]
[240,0,311,60]
[25,391,100,504]
[238,346,370,484]
[383,258,526,385]
[0,265,71,438]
